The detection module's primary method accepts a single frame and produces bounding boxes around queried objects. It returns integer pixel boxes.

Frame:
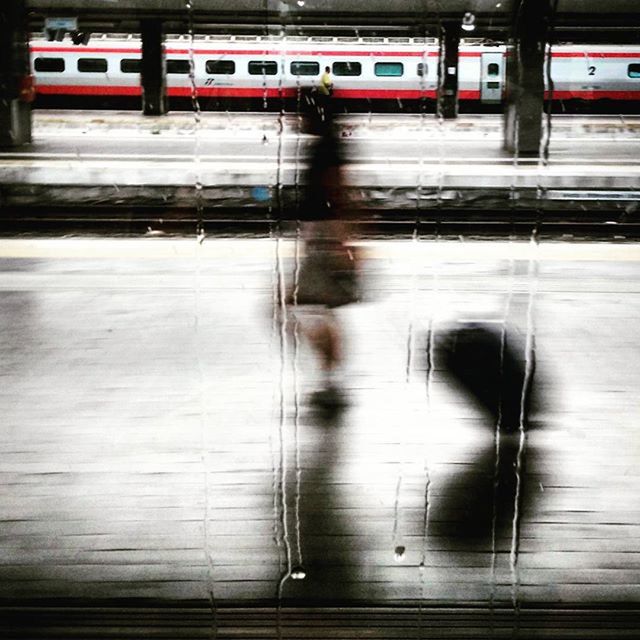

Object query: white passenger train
[30,33,640,105]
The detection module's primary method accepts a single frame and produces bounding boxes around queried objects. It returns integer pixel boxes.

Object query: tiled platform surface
[1,237,639,637]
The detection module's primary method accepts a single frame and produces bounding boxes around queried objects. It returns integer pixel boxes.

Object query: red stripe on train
[550,52,640,58]
[31,47,142,54]
[36,85,142,95]
[547,90,640,99]
[34,85,640,100]
[34,85,454,99]
[29,46,477,58]
[162,49,447,57]
[169,88,444,99]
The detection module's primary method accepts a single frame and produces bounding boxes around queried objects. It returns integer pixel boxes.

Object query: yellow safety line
[0,238,639,262]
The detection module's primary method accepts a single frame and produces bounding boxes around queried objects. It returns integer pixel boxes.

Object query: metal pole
[437,21,461,120]
[141,18,167,116]
[504,0,554,155]
[0,0,32,147]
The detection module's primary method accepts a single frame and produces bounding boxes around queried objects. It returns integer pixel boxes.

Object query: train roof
[29,33,640,53]
[31,32,440,45]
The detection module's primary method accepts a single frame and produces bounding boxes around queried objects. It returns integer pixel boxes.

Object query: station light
[462,12,476,32]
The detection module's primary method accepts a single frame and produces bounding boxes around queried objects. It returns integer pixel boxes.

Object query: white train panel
[28,36,640,103]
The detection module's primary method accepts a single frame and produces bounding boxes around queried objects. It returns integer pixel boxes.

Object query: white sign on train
[44,17,78,31]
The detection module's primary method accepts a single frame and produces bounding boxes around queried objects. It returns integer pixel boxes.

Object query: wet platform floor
[1,237,639,636]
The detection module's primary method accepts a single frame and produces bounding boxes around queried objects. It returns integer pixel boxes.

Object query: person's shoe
[310,385,348,411]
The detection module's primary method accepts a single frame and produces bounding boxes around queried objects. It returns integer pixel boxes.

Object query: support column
[0,0,32,147]
[437,21,461,120]
[141,19,166,116]
[504,0,553,156]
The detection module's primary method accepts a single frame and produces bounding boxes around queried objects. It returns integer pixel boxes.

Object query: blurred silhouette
[433,322,539,548]
[440,322,535,435]
[287,107,359,411]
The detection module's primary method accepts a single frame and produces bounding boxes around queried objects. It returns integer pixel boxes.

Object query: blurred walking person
[288,111,359,410]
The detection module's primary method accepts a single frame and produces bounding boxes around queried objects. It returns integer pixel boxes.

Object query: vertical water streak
[185,0,204,238]
[408,17,429,384]
[405,228,419,384]
[292,224,304,571]
[260,4,285,600]
[273,6,295,612]
[392,468,404,557]
[261,0,270,112]
[509,0,525,208]
[405,320,415,385]
[270,238,284,555]
[292,68,304,216]
[421,240,439,597]
[185,2,215,635]
[394,236,415,560]
[419,462,431,576]
[435,28,446,208]
[289,33,304,571]
[424,318,433,409]
[194,228,217,637]
[420,7,440,628]
[510,233,539,625]
[272,10,287,220]
[490,250,516,627]
[276,235,294,605]
[538,0,559,205]
[541,0,560,166]
[415,17,429,221]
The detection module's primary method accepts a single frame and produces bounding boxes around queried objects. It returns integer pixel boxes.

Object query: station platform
[1,235,639,638]
[1,111,639,215]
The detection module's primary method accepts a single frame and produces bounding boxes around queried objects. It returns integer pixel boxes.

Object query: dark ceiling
[25,0,640,42]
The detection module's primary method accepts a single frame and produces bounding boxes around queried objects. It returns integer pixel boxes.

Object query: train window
[417,63,428,77]
[628,64,640,78]
[206,60,235,75]
[290,61,320,76]
[78,58,107,73]
[248,61,278,75]
[34,57,65,73]
[167,60,190,74]
[120,59,141,74]
[332,61,361,76]
[488,63,500,76]
[375,62,404,77]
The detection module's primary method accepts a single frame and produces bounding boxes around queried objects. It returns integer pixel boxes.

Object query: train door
[480,52,503,104]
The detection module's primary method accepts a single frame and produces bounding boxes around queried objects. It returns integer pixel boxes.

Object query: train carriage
[29,34,640,109]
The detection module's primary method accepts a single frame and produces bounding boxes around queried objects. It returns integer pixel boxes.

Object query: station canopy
[25,0,640,42]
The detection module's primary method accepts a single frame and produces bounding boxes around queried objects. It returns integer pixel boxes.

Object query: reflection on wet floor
[0,238,639,611]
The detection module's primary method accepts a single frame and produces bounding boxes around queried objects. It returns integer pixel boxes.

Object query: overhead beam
[23,1,640,41]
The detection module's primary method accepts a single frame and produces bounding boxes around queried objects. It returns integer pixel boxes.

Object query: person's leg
[306,312,347,410]
[308,313,341,375]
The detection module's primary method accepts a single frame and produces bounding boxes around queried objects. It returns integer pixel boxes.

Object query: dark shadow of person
[278,402,364,603]
[430,322,541,551]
